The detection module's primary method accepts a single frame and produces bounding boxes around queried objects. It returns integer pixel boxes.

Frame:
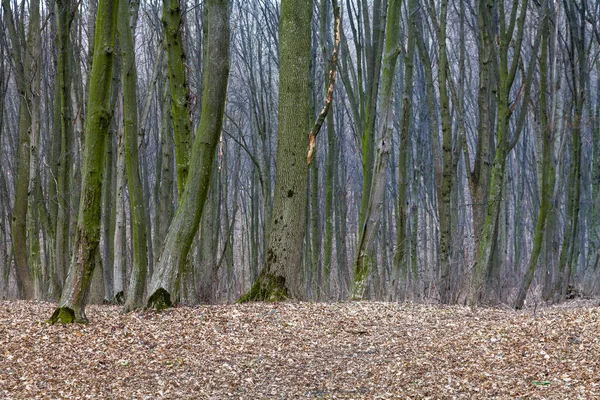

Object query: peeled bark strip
[49,0,119,324]
[147,0,230,310]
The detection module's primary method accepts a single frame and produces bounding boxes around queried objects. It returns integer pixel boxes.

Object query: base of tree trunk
[146,287,173,310]
[114,291,125,305]
[238,273,288,303]
[47,307,87,324]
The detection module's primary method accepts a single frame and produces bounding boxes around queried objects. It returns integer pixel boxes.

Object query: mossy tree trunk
[239,0,312,303]
[162,0,192,198]
[55,0,74,294]
[351,0,402,300]
[146,0,230,310]
[434,0,455,305]
[49,0,119,324]
[515,2,553,309]
[470,0,535,304]
[118,0,148,312]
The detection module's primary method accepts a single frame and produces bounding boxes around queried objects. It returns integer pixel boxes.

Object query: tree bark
[118,0,148,312]
[49,0,120,323]
[162,0,193,198]
[239,0,312,302]
[147,0,230,310]
[2,0,35,299]
[351,0,402,300]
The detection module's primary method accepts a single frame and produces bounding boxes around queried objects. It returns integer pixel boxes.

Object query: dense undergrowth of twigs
[1,300,599,399]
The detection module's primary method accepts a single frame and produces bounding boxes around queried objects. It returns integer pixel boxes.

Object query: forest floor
[1,300,599,399]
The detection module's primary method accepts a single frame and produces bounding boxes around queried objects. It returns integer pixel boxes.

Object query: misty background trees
[0,0,598,313]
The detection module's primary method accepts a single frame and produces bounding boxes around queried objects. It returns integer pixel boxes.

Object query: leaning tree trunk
[239,0,312,302]
[118,0,148,312]
[49,0,119,324]
[146,0,230,310]
[351,0,402,300]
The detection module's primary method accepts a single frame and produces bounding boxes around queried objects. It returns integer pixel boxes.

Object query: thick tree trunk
[147,0,230,310]
[49,0,119,323]
[470,0,532,304]
[239,0,312,302]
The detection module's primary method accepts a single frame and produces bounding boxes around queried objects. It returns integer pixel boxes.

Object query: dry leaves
[1,300,599,399]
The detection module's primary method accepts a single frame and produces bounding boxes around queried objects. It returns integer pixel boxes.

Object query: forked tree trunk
[147,0,230,310]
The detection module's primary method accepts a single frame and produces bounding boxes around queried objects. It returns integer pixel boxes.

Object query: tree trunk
[49,0,120,323]
[392,0,415,300]
[515,4,553,309]
[54,0,75,294]
[147,0,230,310]
[162,0,193,197]
[118,0,148,312]
[351,0,402,300]
[239,0,312,302]
[3,0,35,299]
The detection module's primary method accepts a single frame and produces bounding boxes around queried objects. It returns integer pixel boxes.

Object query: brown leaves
[1,300,599,398]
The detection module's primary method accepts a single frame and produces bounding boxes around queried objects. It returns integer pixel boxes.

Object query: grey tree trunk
[351,0,402,300]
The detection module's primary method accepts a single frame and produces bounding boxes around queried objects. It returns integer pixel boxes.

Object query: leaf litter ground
[1,300,599,399]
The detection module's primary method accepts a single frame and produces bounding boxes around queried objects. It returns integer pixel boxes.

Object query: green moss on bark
[47,307,84,324]
[238,273,288,303]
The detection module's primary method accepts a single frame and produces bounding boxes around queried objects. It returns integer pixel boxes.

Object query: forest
[0,0,599,320]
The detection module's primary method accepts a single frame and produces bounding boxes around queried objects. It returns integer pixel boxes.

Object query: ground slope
[1,300,599,399]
